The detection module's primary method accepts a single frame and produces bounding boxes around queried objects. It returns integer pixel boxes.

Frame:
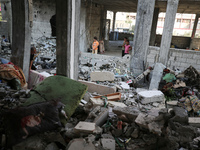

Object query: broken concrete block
[101,138,115,150]
[79,80,116,95]
[136,88,148,94]
[90,71,115,81]
[171,107,188,124]
[23,76,87,118]
[74,122,96,134]
[148,122,162,136]
[189,117,200,127]
[131,129,139,138]
[67,138,96,150]
[167,101,178,108]
[120,82,130,90]
[137,90,165,104]
[108,101,127,108]
[113,106,140,121]
[149,63,166,90]
[135,113,148,129]
[86,106,108,126]
[135,113,156,129]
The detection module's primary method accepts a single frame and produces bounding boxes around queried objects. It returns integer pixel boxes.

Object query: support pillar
[190,14,199,49]
[11,0,32,80]
[159,0,179,65]
[112,11,116,32]
[149,7,160,46]
[130,0,155,75]
[56,0,81,80]
[99,5,106,40]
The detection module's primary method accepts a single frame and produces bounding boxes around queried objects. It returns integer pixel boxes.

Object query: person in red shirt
[92,36,99,54]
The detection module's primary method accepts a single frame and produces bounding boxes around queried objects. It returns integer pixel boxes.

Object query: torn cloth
[0,64,26,87]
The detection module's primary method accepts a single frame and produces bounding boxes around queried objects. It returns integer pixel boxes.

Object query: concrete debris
[1,49,200,150]
[137,90,165,104]
[79,80,117,95]
[149,63,166,90]
[74,122,96,134]
[189,117,200,127]
[90,71,115,81]
[101,138,115,150]
[67,138,96,150]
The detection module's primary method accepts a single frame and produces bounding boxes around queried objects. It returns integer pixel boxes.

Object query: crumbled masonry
[1,49,200,149]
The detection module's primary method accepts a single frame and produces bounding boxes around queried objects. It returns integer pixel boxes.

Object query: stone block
[79,80,116,95]
[74,122,96,134]
[135,113,149,129]
[101,139,115,150]
[67,139,95,150]
[180,62,190,68]
[90,71,115,81]
[189,117,200,127]
[186,58,197,64]
[149,63,165,90]
[183,53,193,59]
[170,107,188,124]
[176,57,186,62]
[113,106,140,121]
[193,54,200,59]
[197,60,200,65]
[138,90,165,104]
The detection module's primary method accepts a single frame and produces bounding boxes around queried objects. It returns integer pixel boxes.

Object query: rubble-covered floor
[1,38,200,150]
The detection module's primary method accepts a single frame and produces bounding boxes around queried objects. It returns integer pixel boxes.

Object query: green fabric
[23,75,88,118]
[163,73,176,83]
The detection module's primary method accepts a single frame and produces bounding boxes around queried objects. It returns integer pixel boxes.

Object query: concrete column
[159,0,179,65]
[56,0,81,80]
[112,11,116,32]
[190,14,199,49]
[130,0,155,75]
[149,7,160,46]
[99,5,106,40]
[11,0,32,80]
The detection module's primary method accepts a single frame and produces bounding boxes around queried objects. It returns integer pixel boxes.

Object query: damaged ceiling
[91,0,200,14]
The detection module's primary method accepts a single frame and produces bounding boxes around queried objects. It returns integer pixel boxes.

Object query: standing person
[1,35,9,50]
[99,38,105,54]
[92,37,99,54]
[124,40,132,56]
[30,47,37,70]
[122,37,128,57]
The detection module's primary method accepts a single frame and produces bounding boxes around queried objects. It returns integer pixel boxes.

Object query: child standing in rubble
[30,47,37,70]
[92,37,99,54]
[122,37,128,57]
[123,39,132,56]
[99,38,105,54]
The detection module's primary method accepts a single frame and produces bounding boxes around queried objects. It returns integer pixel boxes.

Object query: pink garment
[124,45,131,54]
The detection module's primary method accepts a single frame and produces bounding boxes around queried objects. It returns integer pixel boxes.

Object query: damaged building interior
[1,0,200,149]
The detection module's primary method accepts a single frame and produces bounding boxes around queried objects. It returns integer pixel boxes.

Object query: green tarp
[23,75,88,118]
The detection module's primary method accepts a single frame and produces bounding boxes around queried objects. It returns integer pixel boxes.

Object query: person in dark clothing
[30,47,37,70]
[1,35,9,50]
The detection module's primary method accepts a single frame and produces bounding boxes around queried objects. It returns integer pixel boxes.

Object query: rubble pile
[0,82,30,109]
[32,36,56,70]
[1,48,200,149]
[79,53,132,81]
